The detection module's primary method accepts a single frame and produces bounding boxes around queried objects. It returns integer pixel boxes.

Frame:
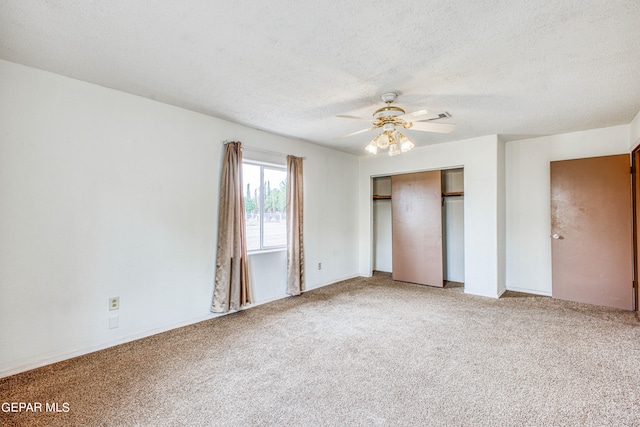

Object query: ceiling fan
[336,92,455,156]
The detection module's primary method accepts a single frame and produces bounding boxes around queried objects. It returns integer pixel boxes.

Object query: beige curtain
[286,155,304,295]
[211,142,251,313]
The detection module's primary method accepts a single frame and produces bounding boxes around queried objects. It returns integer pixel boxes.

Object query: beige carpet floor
[2,273,640,426]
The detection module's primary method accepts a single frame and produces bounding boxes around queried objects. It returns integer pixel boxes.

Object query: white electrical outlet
[109,297,119,311]
[318,262,322,270]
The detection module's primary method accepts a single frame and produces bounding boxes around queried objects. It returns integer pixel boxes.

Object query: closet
[372,168,464,287]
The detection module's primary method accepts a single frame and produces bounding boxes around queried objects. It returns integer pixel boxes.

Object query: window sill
[248,248,287,256]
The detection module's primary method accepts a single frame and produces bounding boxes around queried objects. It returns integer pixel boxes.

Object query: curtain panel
[286,155,304,295]
[211,141,251,313]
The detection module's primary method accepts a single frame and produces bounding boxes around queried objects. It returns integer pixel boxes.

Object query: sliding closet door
[392,171,443,287]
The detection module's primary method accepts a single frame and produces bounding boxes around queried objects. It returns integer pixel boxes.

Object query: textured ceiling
[1,1,639,154]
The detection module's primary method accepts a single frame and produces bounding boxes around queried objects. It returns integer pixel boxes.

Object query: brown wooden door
[392,171,443,287]
[634,150,640,311]
[550,154,633,310]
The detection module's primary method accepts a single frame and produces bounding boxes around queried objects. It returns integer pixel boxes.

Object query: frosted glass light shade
[365,140,378,154]
[398,133,415,152]
[375,133,390,149]
[388,142,401,156]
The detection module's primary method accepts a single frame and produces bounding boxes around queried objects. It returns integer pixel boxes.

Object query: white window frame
[243,160,287,253]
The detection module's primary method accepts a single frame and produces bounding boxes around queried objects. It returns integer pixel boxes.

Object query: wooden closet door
[550,154,633,310]
[392,171,444,287]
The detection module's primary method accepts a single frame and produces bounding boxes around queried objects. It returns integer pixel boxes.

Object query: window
[243,162,287,251]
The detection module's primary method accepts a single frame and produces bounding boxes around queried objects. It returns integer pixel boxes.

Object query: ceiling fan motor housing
[380,92,397,103]
[373,106,405,120]
[373,92,405,125]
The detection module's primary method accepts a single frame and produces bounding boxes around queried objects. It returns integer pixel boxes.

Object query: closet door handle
[551,234,561,240]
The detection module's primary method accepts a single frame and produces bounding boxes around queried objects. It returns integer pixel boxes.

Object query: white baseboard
[1,274,361,379]
[305,274,360,291]
[464,289,502,299]
[505,286,552,296]
[0,313,222,379]
[245,293,289,308]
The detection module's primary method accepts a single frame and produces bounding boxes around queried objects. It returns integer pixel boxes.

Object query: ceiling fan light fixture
[335,92,455,156]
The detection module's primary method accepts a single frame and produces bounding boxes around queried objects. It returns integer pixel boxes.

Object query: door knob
[551,233,560,239]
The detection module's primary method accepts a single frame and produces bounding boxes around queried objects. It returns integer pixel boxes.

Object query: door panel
[550,154,633,310]
[392,171,443,287]
[634,150,640,311]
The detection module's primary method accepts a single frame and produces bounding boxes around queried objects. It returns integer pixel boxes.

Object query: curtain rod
[223,140,305,159]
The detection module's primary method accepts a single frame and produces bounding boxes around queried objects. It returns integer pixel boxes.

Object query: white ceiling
[1,1,639,155]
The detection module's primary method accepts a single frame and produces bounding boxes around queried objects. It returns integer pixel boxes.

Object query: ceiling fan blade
[336,114,370,121]
[335,127,376,140]
[406,121,456,133]
[399,111,452,123]
[397,110,431,121]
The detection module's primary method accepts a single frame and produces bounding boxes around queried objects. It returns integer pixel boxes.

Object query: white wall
[497,139,506,295]
[442,169,465,283]
[359,135,503,298]
[373,200,392,272]
[372,177,392,272]
[0,60,359,376]
[247,251,288,303]
[505,125,630,295]
[443,197,465,282]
